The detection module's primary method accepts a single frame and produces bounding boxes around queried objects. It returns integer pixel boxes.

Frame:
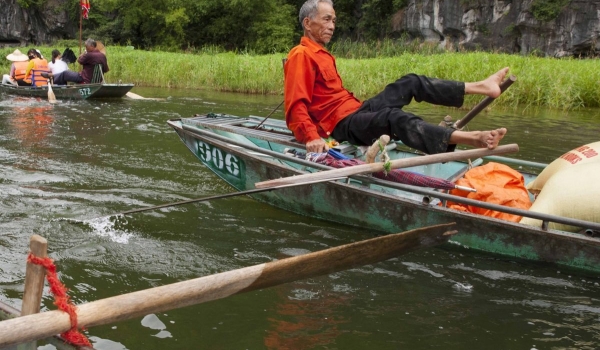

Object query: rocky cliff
[393,0,600,57]
[0,0,74,46]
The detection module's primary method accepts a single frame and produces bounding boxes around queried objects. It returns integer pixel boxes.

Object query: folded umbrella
[301,150,474,192]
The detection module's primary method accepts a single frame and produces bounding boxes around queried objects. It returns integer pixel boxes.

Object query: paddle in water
[47,79,57,104]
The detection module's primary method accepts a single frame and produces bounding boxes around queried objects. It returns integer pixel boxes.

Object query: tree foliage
[71,0,410,52]
[531,0,571,22]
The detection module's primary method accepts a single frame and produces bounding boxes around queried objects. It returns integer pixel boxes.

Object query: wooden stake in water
[19,235,48,350]
[22,235,47,316]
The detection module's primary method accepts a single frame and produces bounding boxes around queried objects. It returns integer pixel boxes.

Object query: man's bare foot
[464,67,509,98]
[448,128,507,149]
[478,128,507,149]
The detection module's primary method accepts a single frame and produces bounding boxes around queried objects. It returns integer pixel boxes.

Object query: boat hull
[168,117,600,273]
[0,82,134,99]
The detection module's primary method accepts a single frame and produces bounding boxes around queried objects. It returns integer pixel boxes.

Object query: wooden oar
[47,80,57,104]
[68,177,347,222]
[125,91,145,99]
[255,143,519,189]
[0,223,457,348]
[453,75,517,129]
[125,91,166,101]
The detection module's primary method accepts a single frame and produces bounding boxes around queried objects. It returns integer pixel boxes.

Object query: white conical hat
[6,49,28,62]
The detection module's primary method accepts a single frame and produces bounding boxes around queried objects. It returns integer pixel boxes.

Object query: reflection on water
[8,97,55,150]
[0,89,599,349]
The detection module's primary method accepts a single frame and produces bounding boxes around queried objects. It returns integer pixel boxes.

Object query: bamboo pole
[0,223,457,348]
[21,235,47,316]
[255,144,519,189]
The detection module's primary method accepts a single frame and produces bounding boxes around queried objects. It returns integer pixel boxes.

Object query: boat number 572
[78,88,92,97]
[196,141,241,178]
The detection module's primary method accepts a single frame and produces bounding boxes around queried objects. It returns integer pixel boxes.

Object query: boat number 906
[196,141,241,177]
[78,88,92,97]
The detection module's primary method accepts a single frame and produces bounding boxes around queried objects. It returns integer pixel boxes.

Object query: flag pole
[79,1,82,55]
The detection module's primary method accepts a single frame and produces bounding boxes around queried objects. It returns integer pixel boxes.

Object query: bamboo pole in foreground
[255,144,519,189]
[0,223,457,348]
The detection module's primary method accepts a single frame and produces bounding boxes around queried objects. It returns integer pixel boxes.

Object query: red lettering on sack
[581,149,598,158]
[560,152,582,164]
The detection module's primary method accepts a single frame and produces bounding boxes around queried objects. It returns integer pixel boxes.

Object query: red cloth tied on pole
[80,0,90,19]
[27,253,92,347]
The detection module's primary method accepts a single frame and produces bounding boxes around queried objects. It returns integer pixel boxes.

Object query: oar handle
[453,75,517,130]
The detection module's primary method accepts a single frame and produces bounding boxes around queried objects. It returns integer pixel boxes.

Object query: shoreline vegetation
[1,44,599,111]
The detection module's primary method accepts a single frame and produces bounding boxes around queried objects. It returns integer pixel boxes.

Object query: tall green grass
[1,46,599,110]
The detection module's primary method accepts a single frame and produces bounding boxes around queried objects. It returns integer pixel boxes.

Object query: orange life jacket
[12,61,29,81]
[25,58,50,87]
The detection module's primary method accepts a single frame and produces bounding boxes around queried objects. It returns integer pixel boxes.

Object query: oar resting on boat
[256,144,520,189]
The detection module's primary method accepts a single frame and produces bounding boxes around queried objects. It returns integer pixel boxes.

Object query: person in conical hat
[2,49,31,86]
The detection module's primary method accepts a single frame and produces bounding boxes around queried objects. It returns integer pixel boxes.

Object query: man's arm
[77,52,86,66]
[284,50,326,152]
[101,55,109,73]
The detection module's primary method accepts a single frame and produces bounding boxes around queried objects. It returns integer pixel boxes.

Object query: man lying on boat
[41,38,109,85]
[285,0,507,155]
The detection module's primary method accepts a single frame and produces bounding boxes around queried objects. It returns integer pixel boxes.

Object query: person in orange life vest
[2,49,30,86]
[23,49,51,87]
[43,38,109,85]
[285,0,508,155]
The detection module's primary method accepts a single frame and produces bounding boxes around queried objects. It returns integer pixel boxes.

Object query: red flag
[80,0,90,19]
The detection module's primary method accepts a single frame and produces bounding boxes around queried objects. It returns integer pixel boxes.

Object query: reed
[1,46,599,110]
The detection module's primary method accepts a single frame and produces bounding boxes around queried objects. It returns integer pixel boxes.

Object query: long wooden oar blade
[256,143,519,189]
[0,223,457,348]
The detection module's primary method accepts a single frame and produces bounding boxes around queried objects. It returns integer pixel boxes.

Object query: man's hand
[306,138,329,153]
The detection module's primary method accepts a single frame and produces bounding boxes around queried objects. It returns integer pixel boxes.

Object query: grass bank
[1,46,599,110]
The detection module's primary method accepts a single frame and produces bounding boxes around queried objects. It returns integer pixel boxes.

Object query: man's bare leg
[464,67,509,98]
[449,128,507,150]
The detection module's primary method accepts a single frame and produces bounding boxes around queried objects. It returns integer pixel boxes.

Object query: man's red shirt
[284,36,362,143]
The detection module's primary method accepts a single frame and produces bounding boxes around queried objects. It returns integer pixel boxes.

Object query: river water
[0,88,599,349]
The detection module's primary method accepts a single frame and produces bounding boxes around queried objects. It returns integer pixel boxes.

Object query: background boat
[0,82,133,100]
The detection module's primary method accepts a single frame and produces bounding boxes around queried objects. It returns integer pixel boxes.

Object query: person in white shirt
[48,49,69,75]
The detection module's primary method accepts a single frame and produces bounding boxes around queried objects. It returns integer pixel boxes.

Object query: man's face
[85,44,95,52]
[304,2,336,46]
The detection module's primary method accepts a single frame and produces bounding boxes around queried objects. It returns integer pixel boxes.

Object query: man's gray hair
[298,0,333,28]
[84,38,97,48]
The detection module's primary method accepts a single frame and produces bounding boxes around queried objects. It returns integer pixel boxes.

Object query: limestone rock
[392,0,600,57]
[0,0,74,46]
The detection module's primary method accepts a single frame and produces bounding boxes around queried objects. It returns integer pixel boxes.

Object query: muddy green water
[0,88,600,349]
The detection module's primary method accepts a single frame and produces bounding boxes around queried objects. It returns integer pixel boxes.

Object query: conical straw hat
[6,49,29,62]
[96,41,106,56]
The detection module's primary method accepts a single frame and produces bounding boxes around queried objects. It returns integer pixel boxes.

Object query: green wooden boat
[167,113,600,273]
[0,82,133,100]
